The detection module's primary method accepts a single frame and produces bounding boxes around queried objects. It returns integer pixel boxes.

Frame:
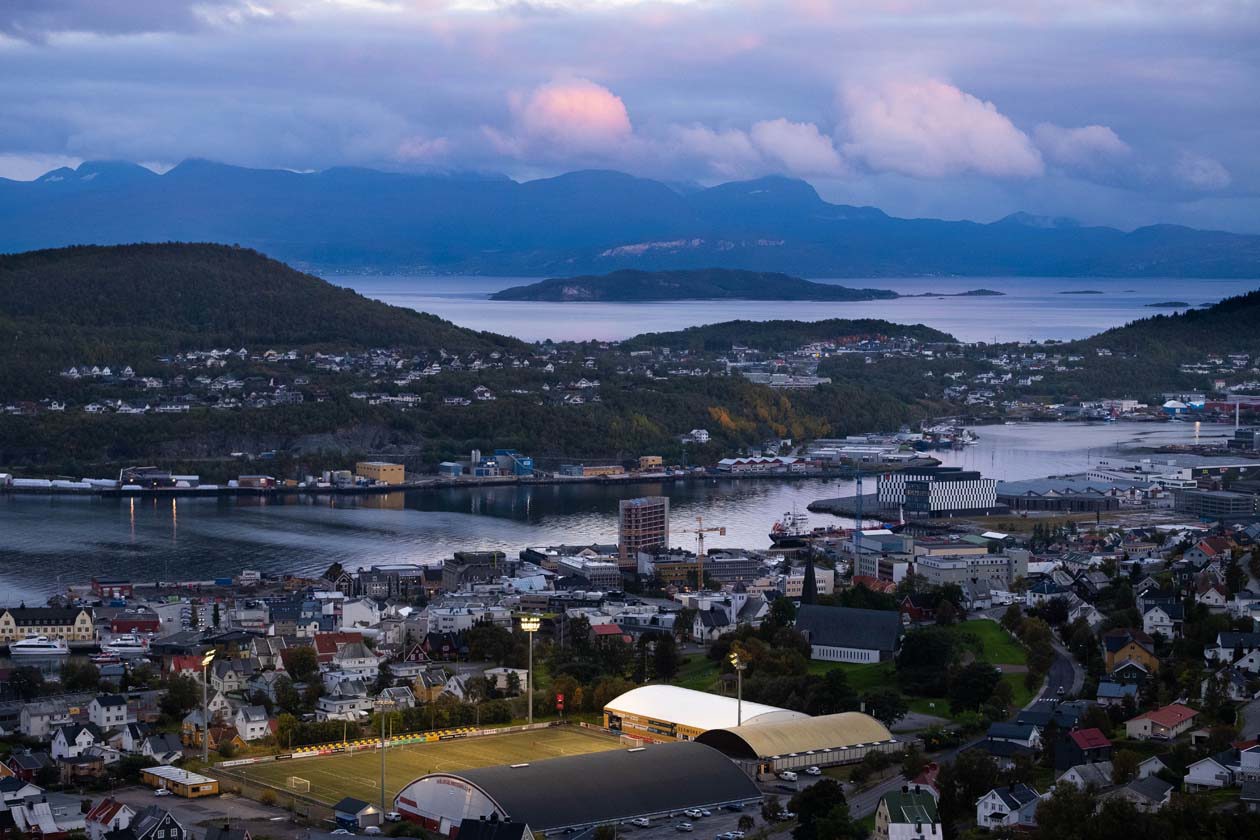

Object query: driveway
[1239,694,1260,742]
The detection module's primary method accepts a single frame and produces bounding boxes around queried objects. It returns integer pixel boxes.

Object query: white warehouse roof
[604,685,807,732]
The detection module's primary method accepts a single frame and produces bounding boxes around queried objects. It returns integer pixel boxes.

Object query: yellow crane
[678,515,726,590]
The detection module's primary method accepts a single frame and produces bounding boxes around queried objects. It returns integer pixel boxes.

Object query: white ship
[10,636,71,656]
[101,634,149,656]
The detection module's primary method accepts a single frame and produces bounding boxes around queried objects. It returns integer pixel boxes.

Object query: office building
[1174,489,1259,519]
[618,496,669,568]
[914,550,1029,590]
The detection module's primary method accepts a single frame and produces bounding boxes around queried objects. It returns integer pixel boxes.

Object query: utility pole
[729,651,746,726]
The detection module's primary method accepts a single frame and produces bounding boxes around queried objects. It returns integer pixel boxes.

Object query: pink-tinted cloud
[839,79,1044,178]
[749,118,845,176]
[502,79,633,158]
[670,124,762,178]
[1034,123,1130,170]
[396,134,450,162]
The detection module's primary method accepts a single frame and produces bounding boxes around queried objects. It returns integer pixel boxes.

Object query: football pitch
[232,727,622,806]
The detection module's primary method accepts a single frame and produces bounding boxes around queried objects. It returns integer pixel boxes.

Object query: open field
[225,726,621,806]
[957,619,1026,665]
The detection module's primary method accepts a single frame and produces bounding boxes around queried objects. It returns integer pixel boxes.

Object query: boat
[769,508,811,548]
[90,652,121,665]
[101,634,149,656]
[10,636,71,656]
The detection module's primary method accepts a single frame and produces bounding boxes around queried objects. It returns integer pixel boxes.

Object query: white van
[779,771,798,782]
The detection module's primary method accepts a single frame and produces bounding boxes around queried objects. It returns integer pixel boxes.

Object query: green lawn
[675,654,722,691]
[226,726,621,806]
[806,660,895,693]
[957,619,1026,666]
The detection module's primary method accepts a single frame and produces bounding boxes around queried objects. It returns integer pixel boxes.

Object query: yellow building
[638,455,664,471]
[0,608,95,642]
[356,461,406,485]
[141,766,220,798]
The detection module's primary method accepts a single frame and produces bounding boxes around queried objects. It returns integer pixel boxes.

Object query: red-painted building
[110,612,161,634]
[92,578,134,599]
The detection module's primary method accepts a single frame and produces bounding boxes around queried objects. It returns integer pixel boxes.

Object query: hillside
[2,161,1259,277]
[0,243,518,393]
[491,269,898,301]
[619,318,957,353]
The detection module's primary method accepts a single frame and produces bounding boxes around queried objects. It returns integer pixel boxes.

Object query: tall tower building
[618,496,670,568]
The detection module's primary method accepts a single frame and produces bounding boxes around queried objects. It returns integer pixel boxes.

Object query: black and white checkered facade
[878,467,994,511]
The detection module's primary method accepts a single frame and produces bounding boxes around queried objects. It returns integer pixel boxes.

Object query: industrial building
[356,461,406,485]
[392,741,761,835]
[695,712,898,773]
[140,766,219,798]
[618,496,669,568]
[913,551,1029,590]
[1174,489,1259,519]
[603,685,806,741]
[995,477,1134,512]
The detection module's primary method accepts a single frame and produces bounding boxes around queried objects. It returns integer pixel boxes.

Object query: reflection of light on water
[129,497,135,540]
[171,498,177,541]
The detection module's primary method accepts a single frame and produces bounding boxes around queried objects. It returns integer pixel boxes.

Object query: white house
[19,701,70,739]
[1058,762,1115,791]
[975,785,1042,830]
[1142,604,1182,638]
[1206,632,1260,665]
[85,798,135,840]
[340,599,382,630]
[233,706,271,741]
[1138,756,1168,780]
[1184,756,1234,791]
[875,788,941,840]
[329,641,381,680]
[51,723,103,759]
[88,695,131,730]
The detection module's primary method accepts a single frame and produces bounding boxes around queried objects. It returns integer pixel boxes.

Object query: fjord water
[335,275,1260,343]
[0,422,1229,601]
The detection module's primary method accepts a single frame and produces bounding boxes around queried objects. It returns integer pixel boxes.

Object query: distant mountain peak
[996,211,1081,229]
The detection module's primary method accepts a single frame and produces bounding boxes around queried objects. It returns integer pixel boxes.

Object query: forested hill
[491,269,898,301]
[620,318,957,353]
[1078,288,1260,355]
[0,243,520,393]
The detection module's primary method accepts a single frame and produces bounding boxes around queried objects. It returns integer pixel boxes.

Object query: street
[108,786,302,840]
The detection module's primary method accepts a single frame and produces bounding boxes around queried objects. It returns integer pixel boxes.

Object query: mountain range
[2,159,1258,277]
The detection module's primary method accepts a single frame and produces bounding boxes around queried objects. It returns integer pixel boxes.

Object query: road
[1239,694,1260,742]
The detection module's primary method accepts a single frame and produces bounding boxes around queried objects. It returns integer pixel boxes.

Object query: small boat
[10,636,71,656]
[90,652,122,665]
[101,634,149,656]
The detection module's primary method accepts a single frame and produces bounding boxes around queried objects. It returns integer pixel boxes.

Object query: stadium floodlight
[729,651,748,726]
[519,615,542,724]
[201,649,217,763]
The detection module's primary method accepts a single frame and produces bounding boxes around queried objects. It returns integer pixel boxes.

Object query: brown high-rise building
[618,496,670,568]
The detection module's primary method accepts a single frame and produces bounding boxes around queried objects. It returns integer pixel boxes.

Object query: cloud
[670,124,762,178]
[0,152,82,180]
[839,79,1044,179]
[1172,151,1231,191]
[396,135,451,162]
[748,118,845,176]
[493,79,633,159]
[1034,123,1130,171]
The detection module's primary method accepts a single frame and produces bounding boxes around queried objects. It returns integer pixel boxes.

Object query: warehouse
[695,712,899,774]
[603,684,806,742]
[393,741,761,835]
[140,765,219,798]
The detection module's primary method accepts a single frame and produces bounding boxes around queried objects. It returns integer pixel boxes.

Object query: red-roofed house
[165,655,203,679]
[911,762,941,801]
[589,623,630,646]
[312,632,363,664]
[85,797,135,840]
[1058,727,1114,770]
[852,575,897,595]
[1125,703,1200,741]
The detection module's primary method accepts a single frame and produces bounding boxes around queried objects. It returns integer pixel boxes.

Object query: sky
[1,0,1257,232]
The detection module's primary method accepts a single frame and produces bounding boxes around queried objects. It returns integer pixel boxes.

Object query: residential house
[376,686,416,710]
[986,723,1042,751]
[111,722,149,754]
[204,827,252,840]
[874,787,941,840]
[88,695,131,730]
[331,641,381,679]
[1125,703,1199,740]
[0,776,45,810]
[1206,632,1260,665]
[1137,756,1168,780]
[105,805,187,840]
[1056,727,1112,771]
[1102,777,1174,813]
[5,751,52,783]
[1142,603,1183,638]
[316,679,373,721]
[210,658,257,694]
[1058,761,1115,791]
[1184,754,1236,791]
[1102,628,1159,675]
[1096,680,1139,707]
[332,798,381,830]
[51,723,104,759]
[1196,580,1230,609]
[975,784,1042,830]
[86,798,136,840]
[20,700,72,739]
[142,733,184,764]
[233,706,271,742]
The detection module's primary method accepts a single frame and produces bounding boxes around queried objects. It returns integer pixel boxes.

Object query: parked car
[631,819,650,828]
[779,770,798,782]
[805,766,822,776]
[684,810,704,819]
[385,813,402,823]
[153,788,171,797]
[675,823,694,833]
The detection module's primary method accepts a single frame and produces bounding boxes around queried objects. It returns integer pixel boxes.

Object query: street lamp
[519,615,542,725]
[729,651,747,727]
[200,649,216,763]
[375,698,396,816]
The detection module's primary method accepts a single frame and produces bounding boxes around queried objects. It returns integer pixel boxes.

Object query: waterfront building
[0,607,95,642]
[618,496,669,568]
[355,461,405,485]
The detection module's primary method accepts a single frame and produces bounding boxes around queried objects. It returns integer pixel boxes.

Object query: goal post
[619,734,644,748]
[287,777,311,792]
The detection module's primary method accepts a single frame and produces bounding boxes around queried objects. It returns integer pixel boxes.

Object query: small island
[1146,301,1190,308]
[1059,290,1104,294]
[491,269,1005,302]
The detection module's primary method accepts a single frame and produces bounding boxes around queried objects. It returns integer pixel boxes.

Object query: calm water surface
[334,275,1260,343]
[0,422,1231,601]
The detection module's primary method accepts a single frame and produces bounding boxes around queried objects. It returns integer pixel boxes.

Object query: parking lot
[109,785,304,840]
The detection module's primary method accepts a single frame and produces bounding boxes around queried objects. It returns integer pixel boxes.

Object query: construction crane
[678,515,726,590]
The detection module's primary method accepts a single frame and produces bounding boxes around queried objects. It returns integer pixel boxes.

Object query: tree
[652,633,679,680]
[506,671,522,696]
[249,689,275,716]
[1000,604,1023,633]
[768,596,797,629]
[324,562,344,583]
[1032,781,1094,840]
[8,666,45,700]
[286,645,319,682]
[212,601,221,628]
[737,816,755,832]
[1043,596,1070,627]
[160,675,200,717]
[862,688,908,726]
[935,600,958,626]
[896,627,956,696]
[60,660,100,692]
[948,663,1002,714]
[789,779,855,840]
[275,676,302,714]
[761,795,783,822]
[373,662,393,694]
[1112,749,1140,785]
